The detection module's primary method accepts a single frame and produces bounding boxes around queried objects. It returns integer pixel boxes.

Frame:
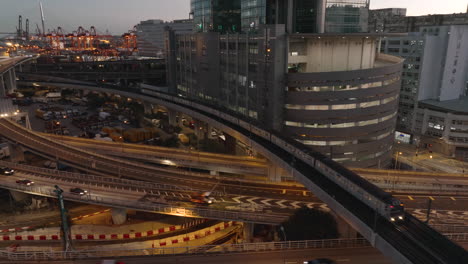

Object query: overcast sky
[0,0,466,35]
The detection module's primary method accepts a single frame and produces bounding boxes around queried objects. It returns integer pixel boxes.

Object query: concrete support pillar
[111,208,127,225]
[143,102,153,115]
[6,69,17,93]
[332,212,358,238]
[267,163,283,182]
[10,190,30,202]
[0,75,5,97]
[225,134,237,155]
[207,123,215,139]
[194,119,206,140]
[8,143,25,163]
[242,222,254,243]
[168,109,178,126]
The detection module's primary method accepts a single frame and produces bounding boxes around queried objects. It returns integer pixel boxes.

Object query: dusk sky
[0,0,466,35]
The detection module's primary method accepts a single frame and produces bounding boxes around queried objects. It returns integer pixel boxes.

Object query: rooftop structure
[369,9,468,33]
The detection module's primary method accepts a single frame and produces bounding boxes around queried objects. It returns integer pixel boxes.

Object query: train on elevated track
[140,88,405,223]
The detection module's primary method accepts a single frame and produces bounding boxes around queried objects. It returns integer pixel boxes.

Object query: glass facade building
[294,0,320,33]
[191,0,241,33]
[191,0,331,34]
[241,0,266,31]
[191,0,212,32]
[325,0,369,33]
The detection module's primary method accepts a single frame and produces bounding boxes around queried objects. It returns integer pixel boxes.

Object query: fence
[0,238,370,261]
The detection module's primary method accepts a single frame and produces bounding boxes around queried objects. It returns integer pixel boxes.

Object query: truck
[99,111,111,120]
[178,134,189,145]
[35,109,52,120]
[0,143,10,159]
[46,92,62,99]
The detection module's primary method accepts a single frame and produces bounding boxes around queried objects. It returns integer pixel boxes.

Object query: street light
[394,152,403,170]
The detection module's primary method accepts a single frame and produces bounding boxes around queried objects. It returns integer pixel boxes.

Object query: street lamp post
[279,226,287,241]
[394,152,403,170]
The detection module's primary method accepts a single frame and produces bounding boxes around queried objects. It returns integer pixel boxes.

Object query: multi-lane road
[0,116,467,224]
[2,161,467,226]
[46,134,468,196]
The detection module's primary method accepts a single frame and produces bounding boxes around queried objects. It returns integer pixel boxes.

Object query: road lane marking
[291,201,302,209]
[281,189,286,194]
[260,199,273,206]
[408,196,414,200]
[276,200,288,208]
[429,196,435,201]
[450,197,456,201]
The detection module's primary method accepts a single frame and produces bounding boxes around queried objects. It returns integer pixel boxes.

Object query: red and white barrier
[0,219,210,242]
[0,209,111,234]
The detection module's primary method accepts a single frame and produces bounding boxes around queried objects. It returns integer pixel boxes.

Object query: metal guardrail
[0,181,288,225]
[0,238,370,261]
[0,160,194,193]
[432,225,468,234]
[444,233,468,242]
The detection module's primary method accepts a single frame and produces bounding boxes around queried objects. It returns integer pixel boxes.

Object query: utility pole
[54,185,73,251]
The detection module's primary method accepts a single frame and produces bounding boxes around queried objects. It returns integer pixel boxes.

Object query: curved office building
[284,35,404,168]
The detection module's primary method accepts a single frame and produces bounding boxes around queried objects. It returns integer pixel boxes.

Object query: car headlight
[398,216,404,220]
[390,217,395,222]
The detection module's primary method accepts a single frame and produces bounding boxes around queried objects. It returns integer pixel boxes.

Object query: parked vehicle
[35,109,52,120]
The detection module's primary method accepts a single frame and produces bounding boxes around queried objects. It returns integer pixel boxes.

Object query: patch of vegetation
[280,207,339,241]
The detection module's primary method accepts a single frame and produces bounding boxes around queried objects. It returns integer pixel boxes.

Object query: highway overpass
[46,134,468,195]
[6,74,467,263]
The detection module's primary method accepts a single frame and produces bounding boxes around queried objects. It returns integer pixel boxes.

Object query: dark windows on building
[325,0,369,33]
[295,0,319,33]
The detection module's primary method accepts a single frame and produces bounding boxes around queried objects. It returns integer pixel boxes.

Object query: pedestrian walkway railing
[0,238,370,261]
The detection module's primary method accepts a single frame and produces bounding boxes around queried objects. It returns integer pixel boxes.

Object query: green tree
[281,207,338,241]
